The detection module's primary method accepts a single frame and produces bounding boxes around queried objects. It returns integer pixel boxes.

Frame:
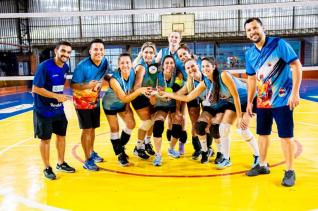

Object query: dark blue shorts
[256,106,294,138]
[103,106,126,115]
[34,111,68,140]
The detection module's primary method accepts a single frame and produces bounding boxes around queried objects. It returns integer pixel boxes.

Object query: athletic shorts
[202,106,223,117]
[75,107,100,129]
[103,106,126,115]
[256,105,293,138]
[33,111,68,140]
[154,106,176,114]
[187,98,200,108]
[221,97,257,113]
[131,95,150,110]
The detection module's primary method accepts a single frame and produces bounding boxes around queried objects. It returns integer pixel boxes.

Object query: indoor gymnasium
[0,0,318,210]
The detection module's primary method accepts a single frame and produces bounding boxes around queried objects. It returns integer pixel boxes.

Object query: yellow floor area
[0,99,317,211]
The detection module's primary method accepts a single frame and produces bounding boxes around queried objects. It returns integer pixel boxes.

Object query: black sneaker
[201,151,209,164]
[56,162,75,173]
[44,167,56,180]
[118,153,129,166]
[214,152,224,164]
[192,150,201,160]
[282,170,296,187]
[145,143,155,156]
[246,164,270,176]
[133,147,150,160]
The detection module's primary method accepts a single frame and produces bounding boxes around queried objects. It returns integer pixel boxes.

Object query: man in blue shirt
[243,18,302,187]
[71,39,108,171]
[33,41,75,180]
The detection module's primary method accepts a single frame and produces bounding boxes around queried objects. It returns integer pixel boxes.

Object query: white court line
[0,188,69,211]
[0,137,33,156]
[297,122,318,127]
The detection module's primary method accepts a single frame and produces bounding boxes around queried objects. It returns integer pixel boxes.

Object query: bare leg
[259,135,270,165]
[81,128,92,160]
[40,139,50,168]
[281,137,295,170]
[56,135,65,165]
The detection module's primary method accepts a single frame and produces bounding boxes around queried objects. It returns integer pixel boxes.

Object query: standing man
[244,18,302,187]
[33,41,75,180]
[71,39,108,171]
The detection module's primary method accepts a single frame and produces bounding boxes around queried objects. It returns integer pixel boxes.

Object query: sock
[136,140,144,149]
[144,136,151,144]
[192,136,201,151]
[166,129,172,142]
[216,140,222,152]
[198,135,207,152]
[206,133,213,148]
[248,138,260,157]
[222,136,230,159]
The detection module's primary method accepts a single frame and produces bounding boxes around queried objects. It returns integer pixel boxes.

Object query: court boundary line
[0,188,69,211]
[71,140,302,178]
[0,137,33,156]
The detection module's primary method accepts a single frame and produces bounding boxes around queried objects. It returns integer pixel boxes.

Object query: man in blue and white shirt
[244,18,302,187]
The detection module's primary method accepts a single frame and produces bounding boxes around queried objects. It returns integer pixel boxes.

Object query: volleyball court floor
[0,79,317,211]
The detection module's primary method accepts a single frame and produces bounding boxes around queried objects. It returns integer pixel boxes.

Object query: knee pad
[140,119,152,131]
[179,130,187,144]
[210,124,220,139]
[153,120,164,138]
[195,121,208,136]
[171,124,182,139]
[219,123,231,138]
[240,129,254,141]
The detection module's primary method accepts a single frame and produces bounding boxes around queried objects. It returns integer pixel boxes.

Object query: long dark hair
[201,57,220,103]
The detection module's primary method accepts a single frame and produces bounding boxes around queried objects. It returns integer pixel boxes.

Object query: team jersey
[203,72,247,106]
[135,58,157,88]
[155,71,177,108]
[102,69,135,111]
[33,58,68,118]
[245,37,298,108]
[71,57,108,109]
[160,47,184,77]
[193,74,205,102]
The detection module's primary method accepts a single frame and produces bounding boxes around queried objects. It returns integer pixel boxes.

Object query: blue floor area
[0,80,317,120]
[0,92,34,120]
[300,79,318,102]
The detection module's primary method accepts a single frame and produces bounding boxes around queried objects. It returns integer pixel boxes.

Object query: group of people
[32,17,302,187]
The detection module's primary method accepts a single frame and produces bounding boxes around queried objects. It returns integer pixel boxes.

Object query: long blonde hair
[133,42,157,67]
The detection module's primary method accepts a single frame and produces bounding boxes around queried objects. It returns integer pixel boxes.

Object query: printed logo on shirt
[278,87,286,97]
[50,102,62,108]
[52,74,59,77]
[52,85,64,92]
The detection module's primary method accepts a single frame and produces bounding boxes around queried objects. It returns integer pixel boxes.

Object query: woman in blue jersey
[160,58,260,168]
[131,42,158,160]
[102,53,151,166]
[152,55,183,166]
[154,32,187,155]
[175,44,209,160]
[156,31,182,67]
